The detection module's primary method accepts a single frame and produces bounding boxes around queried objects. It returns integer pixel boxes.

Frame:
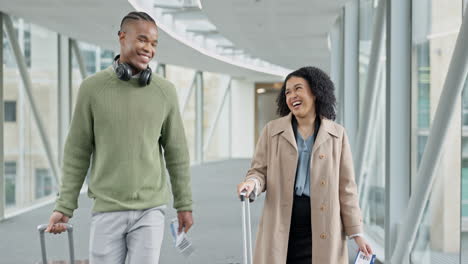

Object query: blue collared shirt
[292,119,315,197]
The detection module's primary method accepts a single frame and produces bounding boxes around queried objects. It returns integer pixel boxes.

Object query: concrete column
[0,12,5,220]
[343,1,359,151]
[330,14,344,125]
[195,72,204,163]
[385,0,411,262]
[58,35,71,166]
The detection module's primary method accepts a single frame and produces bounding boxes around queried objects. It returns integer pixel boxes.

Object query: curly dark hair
[276,66,336,120]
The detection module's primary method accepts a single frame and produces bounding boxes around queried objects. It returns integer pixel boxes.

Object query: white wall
[231,79,255,158]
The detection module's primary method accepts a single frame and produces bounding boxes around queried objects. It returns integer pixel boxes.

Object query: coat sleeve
[245,123,269,193]
[339,129,363,236]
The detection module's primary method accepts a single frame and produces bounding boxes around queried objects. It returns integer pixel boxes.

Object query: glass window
[4,101,17,122]
[35,168,52,199]
[463,77,468,126]
[166,65,197,163]
[417,135,428,167]
[462,159,468,218]
[24,29,31,68]
[4,161,16,207]
[14,24,31,67]
[416,43,431,130]
[358,0,376,115]
[71,44,83,111]
[3,33,15,68]
[3,16,58,213]
[71,42,114,113]
[411,0,462,263]
[461,71,468,264]
[203,71,230,162]
[82,48,96,75]
[100,50,114,70]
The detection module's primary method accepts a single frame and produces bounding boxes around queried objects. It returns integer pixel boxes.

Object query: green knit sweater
[54,66,192,217]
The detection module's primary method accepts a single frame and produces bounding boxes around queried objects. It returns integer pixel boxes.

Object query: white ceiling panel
[0,0,288,82]
[201,0,345,72]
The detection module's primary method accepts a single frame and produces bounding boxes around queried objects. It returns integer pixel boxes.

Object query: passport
[353,251,376,264]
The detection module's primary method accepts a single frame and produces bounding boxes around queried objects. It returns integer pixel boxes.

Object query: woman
[237,67,373,264]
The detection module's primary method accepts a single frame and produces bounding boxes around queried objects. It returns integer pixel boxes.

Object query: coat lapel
[281,124,297,151]
[270,114,341,153]
[312,118,340,154]
[270,113,297,151]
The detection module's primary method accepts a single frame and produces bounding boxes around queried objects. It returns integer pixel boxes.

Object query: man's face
[119,20,158,72]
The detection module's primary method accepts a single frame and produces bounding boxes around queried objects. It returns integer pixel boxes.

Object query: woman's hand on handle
[237,179,256,198]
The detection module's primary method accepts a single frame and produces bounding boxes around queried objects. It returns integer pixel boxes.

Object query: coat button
[320,233,327,239]
[320,180,326,186]
[320,204,327,211]
[319,154,325,159]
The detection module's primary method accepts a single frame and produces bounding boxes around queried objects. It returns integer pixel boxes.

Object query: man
[46,11,193,263]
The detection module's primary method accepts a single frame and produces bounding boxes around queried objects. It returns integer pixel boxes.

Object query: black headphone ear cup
[139,68,152,86]
[116,63,132,81]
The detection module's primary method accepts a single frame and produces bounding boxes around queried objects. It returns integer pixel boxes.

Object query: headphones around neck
[114,55,152,87]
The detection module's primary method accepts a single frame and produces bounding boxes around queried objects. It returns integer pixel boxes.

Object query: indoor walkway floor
[0,159,466,264]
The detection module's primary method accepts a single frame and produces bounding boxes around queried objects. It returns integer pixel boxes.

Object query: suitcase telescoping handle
[37,223,75,264]
[240,191,254,264]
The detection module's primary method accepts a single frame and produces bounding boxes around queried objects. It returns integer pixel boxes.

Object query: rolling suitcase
[36,223,88,264]
[240,191,255,264]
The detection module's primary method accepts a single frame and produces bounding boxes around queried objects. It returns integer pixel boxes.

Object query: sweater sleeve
[54,81,94,217]
[160,85,192,212]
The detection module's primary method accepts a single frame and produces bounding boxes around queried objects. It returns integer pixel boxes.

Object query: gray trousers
[89,205,166,264]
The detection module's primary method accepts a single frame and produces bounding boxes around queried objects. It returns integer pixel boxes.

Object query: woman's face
[285,76,316,119]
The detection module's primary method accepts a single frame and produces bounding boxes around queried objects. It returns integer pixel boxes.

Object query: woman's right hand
[237,179,257,198]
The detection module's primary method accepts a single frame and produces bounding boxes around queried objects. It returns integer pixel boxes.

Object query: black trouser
[286,195,312,264]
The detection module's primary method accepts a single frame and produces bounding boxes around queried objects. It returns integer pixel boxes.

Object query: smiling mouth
[138,53,151,61]
[292,101,302,108]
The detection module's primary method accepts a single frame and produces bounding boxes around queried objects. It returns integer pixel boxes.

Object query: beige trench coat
[245,113,363,264]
